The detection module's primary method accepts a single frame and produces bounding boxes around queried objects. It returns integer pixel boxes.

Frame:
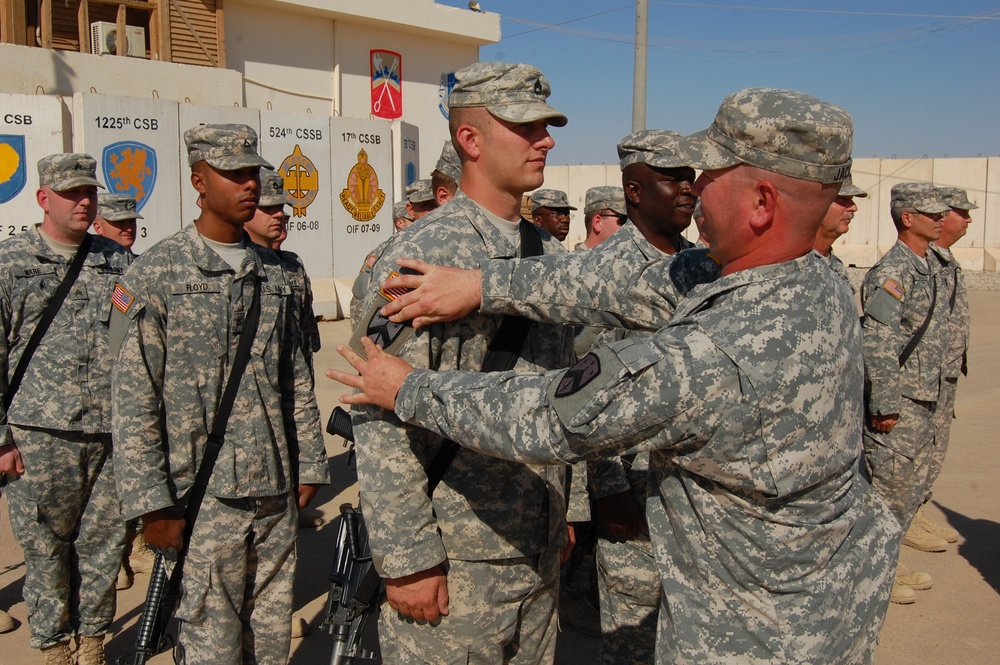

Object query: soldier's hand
[385,565,450,623]
[560,524,577,564]
[0,443,25,477]
[296,483,321,509]
[380,258,482,329]
[329,338,414,411]
[870,414,899,434]
[141,508,186,554]
[596,491,648,541]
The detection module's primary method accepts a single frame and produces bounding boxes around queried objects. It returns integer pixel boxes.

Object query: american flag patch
[111,283,135,313]
[881,278,904,300]
[365,253,377,269]
[379,271,412,301]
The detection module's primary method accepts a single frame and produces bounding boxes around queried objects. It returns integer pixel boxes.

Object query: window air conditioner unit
[90,21,146,59]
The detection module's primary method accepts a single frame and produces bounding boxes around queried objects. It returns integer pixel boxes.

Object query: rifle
[118,552,176,665]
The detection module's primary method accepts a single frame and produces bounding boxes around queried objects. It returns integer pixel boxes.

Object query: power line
[650,2,1000,21]
[503,4,632,39]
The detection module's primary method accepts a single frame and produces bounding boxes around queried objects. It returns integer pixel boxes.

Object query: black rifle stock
[120,552,175,665]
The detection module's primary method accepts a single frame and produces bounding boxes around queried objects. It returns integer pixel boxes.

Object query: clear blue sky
[438,1,1000,165]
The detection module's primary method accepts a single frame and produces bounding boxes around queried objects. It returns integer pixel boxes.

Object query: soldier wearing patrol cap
[94,193,143,252]
[392,201,413,230]
[813,174,868,289]
[903,187,979,555]
[111,124,329,664]
[332,87,900,664]
[431,140,462,206]
[405,179,438,221]
[0,153,133,664]
[861,181,952,605]
[576,185,626,251]
[347,61,582,665]
[530,189,576,241]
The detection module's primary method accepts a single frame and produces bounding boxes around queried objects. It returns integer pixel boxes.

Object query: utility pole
[632,0,648,132]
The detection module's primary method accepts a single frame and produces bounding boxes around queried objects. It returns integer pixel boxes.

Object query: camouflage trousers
[379,549,560,665]
[863,397,938,529]
[924,376,959,503]
[4,426,124,649]
[174,492,296,665]
[595,535,659,665]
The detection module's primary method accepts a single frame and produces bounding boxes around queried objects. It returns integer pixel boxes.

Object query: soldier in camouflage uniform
[813,175,867,290]
[431,140,461,206]
[530,189,575,242]
[245,168,321,375]
[93,193,142,253]
[333,88,900,665]
[349,61,580,665]
[111,125,329,665]
[405,179,438,221]
[575,186,626,252]
[0,153,133,664]
[861,182,951,605]
[906,187,977,547]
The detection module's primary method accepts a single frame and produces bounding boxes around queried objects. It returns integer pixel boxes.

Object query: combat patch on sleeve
[111,283,135,314]
[881,278,904,300]
[864,283,903,325]
[349,272,415,358]
[555,353,601,398]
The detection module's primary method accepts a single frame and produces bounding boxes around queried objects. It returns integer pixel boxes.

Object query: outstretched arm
[379,259,482,329]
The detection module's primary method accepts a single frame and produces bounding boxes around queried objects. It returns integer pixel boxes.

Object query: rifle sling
[4,234,92,413]
[898,271,937,368]
[166,274,262,597]
[426,220,544,494]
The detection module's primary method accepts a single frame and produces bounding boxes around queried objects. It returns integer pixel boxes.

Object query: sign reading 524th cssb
[260,110,334,280]
[73,93,181,254]
[0,93,66,234]
[331,116,393,280]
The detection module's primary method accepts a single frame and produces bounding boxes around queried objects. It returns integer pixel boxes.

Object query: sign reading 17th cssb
[339,131,385,233]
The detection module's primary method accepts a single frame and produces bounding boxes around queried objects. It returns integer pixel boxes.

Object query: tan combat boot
[129,531,155,574]
[915,505,959,543]
[0,608,16,633]
[889,578,915,604]
[902,517,948,552]
[41,641,73,665]
[76,635,107,665]
[896,562,933,590]
[116,561,135,591]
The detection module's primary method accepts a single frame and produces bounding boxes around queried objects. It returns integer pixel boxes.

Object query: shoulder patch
[555,353,602,398]
[365,253,378,270]
[111,283,134,314]
[379,271,412,301]
[881,278,904,300]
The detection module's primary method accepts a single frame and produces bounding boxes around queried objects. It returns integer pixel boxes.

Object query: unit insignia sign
[438,72,457,120]
[279,144,318,217]
[102,140,156,210]
[340,149,386,222]
[0,135,27,204]
[371,50,402,120]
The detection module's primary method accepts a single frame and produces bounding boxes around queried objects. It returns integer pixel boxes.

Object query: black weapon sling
[4,234,92,412]
[424,219,544,494]
[898,271,937,367]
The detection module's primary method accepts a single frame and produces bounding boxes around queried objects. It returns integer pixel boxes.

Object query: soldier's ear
[623,180,640,207]
[190,168,207,196]
[36,188,49,212]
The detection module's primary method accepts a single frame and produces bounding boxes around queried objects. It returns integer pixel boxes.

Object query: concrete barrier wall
[542,157,997,271]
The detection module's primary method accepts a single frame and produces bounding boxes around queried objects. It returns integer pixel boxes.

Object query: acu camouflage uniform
[393,254,898,665]
[112,125,328,665]
[0,154,132,650]
[351,192,578,664]
[861,238,950,527]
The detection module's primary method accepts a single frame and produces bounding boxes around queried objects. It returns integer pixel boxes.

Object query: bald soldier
[331,88,899,664]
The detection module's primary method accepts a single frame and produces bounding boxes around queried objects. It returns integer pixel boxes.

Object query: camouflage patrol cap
[433,141,462,183]
[259,169,292,207]
[392,201,412,222]
[183,123,273,171]
[97,193,143,221]
[405,179,435,204]
[677,87,853,184]
[617,130,687,170]
[530,189,577,213]
[937,186,979,210]
[584,186,626,215]
[838,174,868,198]
[37,153,105,192]
[692,198,703,220]
[449,62,568,127]
[890,182,950,214]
